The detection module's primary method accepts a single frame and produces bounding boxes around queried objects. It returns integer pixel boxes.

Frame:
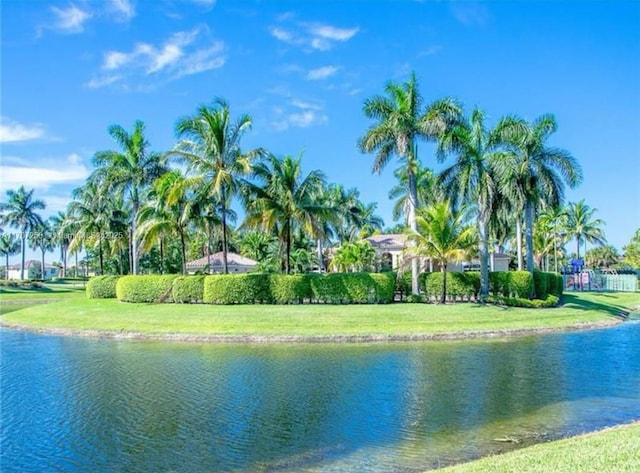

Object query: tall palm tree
[406,201,476,303]
[28,221,54,280]
[496,114,582,279]
[243,154,330,274]
[358,71,461,294]
[137,171,194,275]
[438,108,506,297]
[173,98,263,274]
[92,120,165,275]
[536,205,568,272]
[0,186,46,279]
[68,180,121,275]
[49,211,70,278]
[566,200,606,260]
[0,233,20,278]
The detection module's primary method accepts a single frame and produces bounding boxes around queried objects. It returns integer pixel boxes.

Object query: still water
[1,323,639,472]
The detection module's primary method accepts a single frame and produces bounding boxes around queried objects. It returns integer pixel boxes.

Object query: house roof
[8,260,58,270]
[364,233,408,249]
[186,252,258,269]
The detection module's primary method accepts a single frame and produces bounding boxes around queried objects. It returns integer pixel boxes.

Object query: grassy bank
[436,422,640,473]
[1,291,637,341]
[0,280,86,302]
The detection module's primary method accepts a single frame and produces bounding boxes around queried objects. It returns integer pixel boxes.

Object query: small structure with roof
[186,252,258,274]
[6,260,59,280]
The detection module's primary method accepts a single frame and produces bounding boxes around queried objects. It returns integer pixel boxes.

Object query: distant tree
[0,187,46,279]
[329,240,377,273]
[622,229,640,268]
[585,245,619,269]
[28,221,55,280]
[565,200,606,259]
[0,233,20,278]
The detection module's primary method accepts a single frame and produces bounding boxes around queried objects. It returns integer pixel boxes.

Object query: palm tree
[585,244,619,269]
[237,230,277,263]
[137,171,194,275]
[329,240,376,273]
[243,154,330,274]
[28,221,54,280]
[496,114,582,279]
[438,108,507,297]
[0,186,46,279]
[172,98,263,274]
[92,120,165,275]
[406,201,476,303]
[389,165,443,223]
[358,71,461,294]
[566,200,606,260]
[68,180,121,275]
[0,233,20,278]
[49,211,71,278]
[536,205,568,272]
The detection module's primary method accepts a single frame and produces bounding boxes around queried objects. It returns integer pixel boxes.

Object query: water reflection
[1,324,639,473]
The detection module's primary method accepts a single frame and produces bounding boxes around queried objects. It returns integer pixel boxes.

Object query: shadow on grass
[561,294,628,318]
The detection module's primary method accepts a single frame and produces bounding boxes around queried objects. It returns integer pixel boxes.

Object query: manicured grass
[1,291,637,339]
[435,422,640,473]
[0,281,87,301]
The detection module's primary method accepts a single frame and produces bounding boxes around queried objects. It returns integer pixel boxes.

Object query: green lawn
[1,289,637,340]
[435,422,640,473]
[0,280,87,301]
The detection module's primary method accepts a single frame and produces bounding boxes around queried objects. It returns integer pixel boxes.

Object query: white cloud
[418,45,442,56]
[0,154,89,192]
[306,65,338,80]
[0,117,45,143]
[270,98,327,131]
[188,0,216,5]
[108,0,135,21]
[270,19,359,52]
[451,1,490,26]
[50,4,92,34]
[88,28,225,89]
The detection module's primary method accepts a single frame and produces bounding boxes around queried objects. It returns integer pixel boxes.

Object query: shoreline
[0,318,622,344]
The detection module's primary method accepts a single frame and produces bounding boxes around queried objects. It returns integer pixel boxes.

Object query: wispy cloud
[108,0,135,22]
[306,65,338,80]
[271,98,327,131]
[0,154,89,192]
[49,4,93,34]
[418,45,442,56]
[86,27,225,89]
[451,1,490,26]
[270,18,359,52]
[0,117,45,143]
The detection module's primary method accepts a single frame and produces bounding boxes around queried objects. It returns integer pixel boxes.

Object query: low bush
[310,273,348,303]
[86,275,120,299]
[116,275,178,303]
[486,293,559,308]
[270,274,312,304]
[508,271,534,298]
[370,272,396,303]
[424,271,481,301]
[0,279,45,289]
[172,275,205,303]
[489,272,509,297]
[203,273,272,304]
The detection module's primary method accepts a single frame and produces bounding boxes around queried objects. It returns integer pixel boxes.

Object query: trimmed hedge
[203,273,272,304]
[486,294,560,308]
[116,275,178,303]
[424,271,481,301]
[86,275,120,299]
[309,272,395,304]
[172,275,205,303]
[269,274,312,304]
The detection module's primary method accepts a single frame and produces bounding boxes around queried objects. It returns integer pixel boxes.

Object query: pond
[1,323,639,472]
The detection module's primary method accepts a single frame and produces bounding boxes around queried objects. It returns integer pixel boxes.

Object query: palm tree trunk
[408,170,419,295]
[285,219,292,275]
[207,222,212,274]
[180,231,187,275]
[516,219,524,271]
[477,211,489,298]
[20,232,26,280]
[316,239,324,272]
[524,200,535,297]
[41,249,46,281]
[576,237,580,259]
[5,254,8,279]
[159,239,164,275]
[98,233,104,275]
[132,197,139,275]
[441,265,447,304]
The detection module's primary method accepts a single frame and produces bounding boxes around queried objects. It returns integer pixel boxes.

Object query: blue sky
[1,0,639,263]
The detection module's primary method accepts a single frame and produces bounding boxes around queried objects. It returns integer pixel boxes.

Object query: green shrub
[486,294,559,308]
[116,275,178,303]
[533,270,549,299]
[270,274,312,304]
[86,275,120,299]
[508,271,534,298]
[203,273,272,304]
[371,272,396,303]
[424,271,480,301]
[549,273,564,296]
[310,273,348,303]
[172,275,205,303]
[489,272,509,296]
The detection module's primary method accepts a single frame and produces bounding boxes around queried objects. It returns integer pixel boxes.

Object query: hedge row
[99,272,396,304]
[86,275,120,299]
[423,272,481,301]
[116,275,178,303]
[486,294,560,308]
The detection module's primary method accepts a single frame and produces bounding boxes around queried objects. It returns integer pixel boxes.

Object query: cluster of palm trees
[1,72,611,292]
